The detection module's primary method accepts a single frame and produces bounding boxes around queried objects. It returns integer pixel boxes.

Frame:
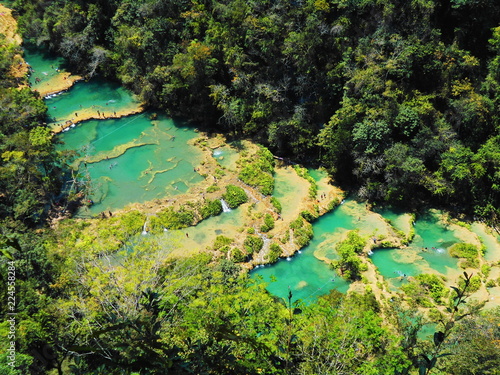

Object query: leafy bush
[200,199,223,219]
[222,185,248,208]
[331,231,367,281]
[158,207,194,229]
[238,147,275,195]
[457,274,481,293]
[270,197,282,213]
[265,243,282,263]
[206,185,220,193]
[120,211,146,235]
[260,213,275,232]
[449,243,479,268]
[244,235,264,254]
[402,274,449,306]
[300,210,318,222]
[231,248,246,262]
[213,235,233,251]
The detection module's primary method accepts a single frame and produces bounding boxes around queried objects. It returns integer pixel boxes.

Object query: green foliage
[243,235,263,255]
[213,235,233,251]
[458,274,482,293]
[200,198,223,219]
[265,243,282,263]
[289,216,314,248]
[158,206,194,229]
[222,184,248,208]
[449,243,480,268]
[238,147,275,195]
[260,213,275,233]
[401,274,449,307]
[293,165,318,198]
[206,184,220,193]
[270,196,282,214]
[331,230,367,281]
[300,210,318,222]
[12,0,500,225]
[231,247,246,262]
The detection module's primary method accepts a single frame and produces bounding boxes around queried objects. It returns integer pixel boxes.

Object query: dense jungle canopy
[1,0,500,374]
[12,0,500,224]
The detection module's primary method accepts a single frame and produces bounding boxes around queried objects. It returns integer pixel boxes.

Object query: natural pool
[46,77,140,125]
[20,45,206,215]
[27,43,500,305]
[24,44,68,89]
[56,112,204,215]
[253,198,500,303]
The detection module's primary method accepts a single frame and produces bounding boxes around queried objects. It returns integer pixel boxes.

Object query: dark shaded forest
[12,0,500,225]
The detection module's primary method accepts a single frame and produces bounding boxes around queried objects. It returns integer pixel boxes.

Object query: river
[25,44,500,307]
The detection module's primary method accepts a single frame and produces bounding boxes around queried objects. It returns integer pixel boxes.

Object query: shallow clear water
[371,210,460,283]
[46,78,139,125]
[470,222,500,262]
[18,46,205,215]
[23,44,67,90]
[374,206,412,235]
[307,168,327,182]
[212,145,240,170]
[252,199,381,304]
[57,113,204,215]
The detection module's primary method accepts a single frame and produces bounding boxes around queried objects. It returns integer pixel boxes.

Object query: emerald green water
[23,45,68,91]
[27,44,499,303]
[20,44,205,215]
[45,78,139,123]
[57,113,204,214]
[252,200,377,304]
[470,222,500,262]
[213,146,240,170]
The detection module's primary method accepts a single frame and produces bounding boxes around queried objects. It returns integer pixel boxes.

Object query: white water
[220,199,231,213]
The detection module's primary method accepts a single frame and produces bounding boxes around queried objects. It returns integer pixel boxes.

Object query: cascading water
[220,199,231,213]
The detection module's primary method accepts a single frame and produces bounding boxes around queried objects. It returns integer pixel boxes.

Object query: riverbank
[51,103,145,133]
[0,3,28,80]
[92,134,344,263]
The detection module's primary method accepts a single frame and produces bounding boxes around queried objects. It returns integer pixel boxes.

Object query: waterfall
[141,217,149,235]
[220,199,231,213]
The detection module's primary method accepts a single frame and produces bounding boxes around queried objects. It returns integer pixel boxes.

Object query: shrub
[222,185,248,208]
[231,248,246,262]
[120,210,146,235]
[402,274,449,306]
[270,197,282,213]
[300,210,318,222]
[213,235,233,251]
[206,184,220,193]
[158,207,194,229]
[457,274,481,293]
[482,264,491,278]
[486,279,496,288]
[280,230,290,244]
[260,213,275,232]
[289,216,313,247]
[200,199,223,219]
[238,147,275,195]
[449,243,479,268]
[265,243,282,263]
[244,235,264,254]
